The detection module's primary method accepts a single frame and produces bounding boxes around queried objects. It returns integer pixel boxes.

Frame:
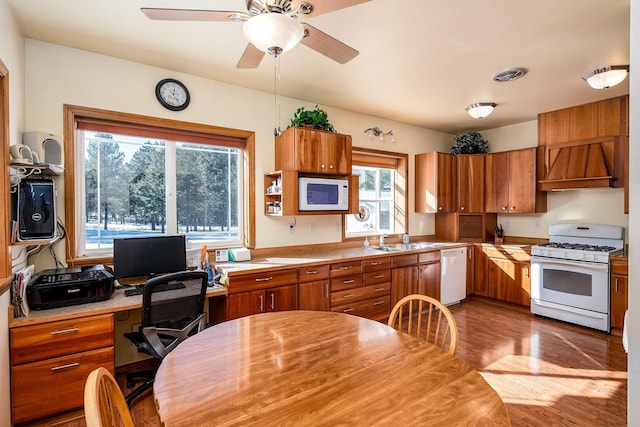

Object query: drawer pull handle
[374,288,386,292]
[373,274,385,279]
[255,277,273,282]
[343,294,355,299]
[339,266,352,270]
[51,362,80,371]
[306,270,319,275]
[342,280,355,284]
[373,301,385,306]
[343,308,355,313]
[51,327,80,336]
[370,262,381,266]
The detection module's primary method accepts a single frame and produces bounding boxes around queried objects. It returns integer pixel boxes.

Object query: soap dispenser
[363,237,370,248]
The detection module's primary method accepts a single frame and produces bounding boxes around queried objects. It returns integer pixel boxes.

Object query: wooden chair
[84,367,135,427]
[388,294,459,356]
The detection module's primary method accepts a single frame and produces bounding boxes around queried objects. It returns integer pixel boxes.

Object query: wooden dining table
[153,310,511,426]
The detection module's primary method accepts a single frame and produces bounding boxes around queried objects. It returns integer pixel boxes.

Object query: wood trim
[63,104,256,263]
[0,59,11,285]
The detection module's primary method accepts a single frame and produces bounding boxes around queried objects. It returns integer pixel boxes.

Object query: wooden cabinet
[457,154,485,213]
[226,269,298,319]
[275,127,352,175]
[329,257,391,321]
[298,265,330,311]
[415,151,457,213]
[610,257,628,330]
[485,147,547,214]
[473,245,531,307]
[391,252,440,307]
[9,314,115,424]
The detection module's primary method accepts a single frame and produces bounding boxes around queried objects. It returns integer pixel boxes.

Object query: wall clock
[155,78,190,111]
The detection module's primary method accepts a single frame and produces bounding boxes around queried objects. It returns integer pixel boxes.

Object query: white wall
[0,0,25,424]
[482,122,628,241]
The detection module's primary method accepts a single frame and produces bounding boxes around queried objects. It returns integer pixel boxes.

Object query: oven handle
[530,256,609,272]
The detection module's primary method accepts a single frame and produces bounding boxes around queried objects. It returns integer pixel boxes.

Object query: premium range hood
[538,138,625,191]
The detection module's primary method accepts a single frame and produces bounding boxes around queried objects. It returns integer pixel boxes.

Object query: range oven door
[530,256,610,332]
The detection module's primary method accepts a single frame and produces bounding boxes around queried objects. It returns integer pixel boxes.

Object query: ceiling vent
[493,67,528,82]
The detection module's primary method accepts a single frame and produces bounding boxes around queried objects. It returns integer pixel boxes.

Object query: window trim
[63,104,255,266]
[345,147,408,241]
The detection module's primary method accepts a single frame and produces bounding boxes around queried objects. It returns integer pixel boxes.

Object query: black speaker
[15,179,56,241]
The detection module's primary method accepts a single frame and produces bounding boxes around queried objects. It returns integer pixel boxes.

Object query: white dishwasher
[440,247,467,306]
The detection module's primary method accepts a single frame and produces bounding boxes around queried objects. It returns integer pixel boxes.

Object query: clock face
[155,79,190,111]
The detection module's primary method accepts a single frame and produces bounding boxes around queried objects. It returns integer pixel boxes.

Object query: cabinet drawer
[11,346,115,425]
[228,269,297,293]
[611,258,628,276]
[330,260,362,278]
[363,257,390,272]
[419,251,441,263]
[298,264,330,282]
[363,269,391,285]
[331,283,390,306]
[331,296,391,321]
[330,274,362,292]
[10,314,114,365]
[483,247,530,262]
[391,254,418,268]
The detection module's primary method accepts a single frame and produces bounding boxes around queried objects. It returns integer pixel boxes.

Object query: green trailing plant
[288,105,336,132]
[450,132,489,154]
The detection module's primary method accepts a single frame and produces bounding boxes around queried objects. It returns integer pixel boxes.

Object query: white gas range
[530,223,624,332]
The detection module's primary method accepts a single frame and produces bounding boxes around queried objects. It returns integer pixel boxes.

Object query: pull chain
[273,55,282,136]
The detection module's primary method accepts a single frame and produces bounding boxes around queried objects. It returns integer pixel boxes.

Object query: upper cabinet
[415,152,457,213]
[457,154,485,213]
[485,147,547,214]
[275,127,352,175]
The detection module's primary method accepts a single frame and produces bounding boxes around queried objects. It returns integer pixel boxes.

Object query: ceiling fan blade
[300,23,359,64]
[141,8,249,22]
[237,44,265,69]
[291,0,371,18]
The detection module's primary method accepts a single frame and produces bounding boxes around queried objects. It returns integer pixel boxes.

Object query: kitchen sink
[370,242,456,252]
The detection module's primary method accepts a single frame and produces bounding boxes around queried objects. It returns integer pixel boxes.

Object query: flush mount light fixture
[465,103,497,119]
[364,127,395,143]
[582,65,629,89]
[242,12,304,57]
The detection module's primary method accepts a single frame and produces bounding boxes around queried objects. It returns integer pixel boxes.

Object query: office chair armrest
[142,313,207,358]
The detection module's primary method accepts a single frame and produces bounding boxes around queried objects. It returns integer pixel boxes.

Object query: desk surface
[8,284,227,327]
[153,311,511,426]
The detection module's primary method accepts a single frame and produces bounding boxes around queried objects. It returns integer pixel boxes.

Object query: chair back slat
[84,367,135,427]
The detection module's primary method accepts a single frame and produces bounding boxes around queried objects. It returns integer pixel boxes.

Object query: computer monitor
[113,235,187,280]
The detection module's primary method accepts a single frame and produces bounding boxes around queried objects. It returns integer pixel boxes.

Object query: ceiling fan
[141,0,371,68]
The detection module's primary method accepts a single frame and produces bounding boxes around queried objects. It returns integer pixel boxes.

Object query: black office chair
[123,270,208,406]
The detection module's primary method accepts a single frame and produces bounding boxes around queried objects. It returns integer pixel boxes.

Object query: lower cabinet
[227,285,298,319]
[391,252,441,307]
[9,313,115,424]
[474,245,531,307]
[298,265,330,311]
[610,257,628,330]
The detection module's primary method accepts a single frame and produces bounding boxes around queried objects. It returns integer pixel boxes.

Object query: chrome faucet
[380,234,389,246]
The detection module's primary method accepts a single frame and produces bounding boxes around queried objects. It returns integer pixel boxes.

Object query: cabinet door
[437,153,457,213]
[266,284,298,312]
[415,152,456,213]
[324,133,351,174]
[507,148,537,213]
[611,274,628,329]
[473,246,488,296]
[487,258,530,306]
[391,266,416,308]
[227,290,265,320]
[466,245,475,296]
[299,280,330,311]
[417,262,440,300]
[295,128,325,172]
[458,155,485,213]
[484,151,509,213]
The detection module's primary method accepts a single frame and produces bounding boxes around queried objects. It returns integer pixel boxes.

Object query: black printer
[27,265,114,310]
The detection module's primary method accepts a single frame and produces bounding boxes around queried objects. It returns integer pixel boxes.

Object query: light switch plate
[215,249,229,262]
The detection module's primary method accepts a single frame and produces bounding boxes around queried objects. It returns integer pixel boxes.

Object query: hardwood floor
[26,299,627,427]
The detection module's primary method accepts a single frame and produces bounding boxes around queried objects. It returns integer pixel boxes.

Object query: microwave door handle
[531,257,609,272]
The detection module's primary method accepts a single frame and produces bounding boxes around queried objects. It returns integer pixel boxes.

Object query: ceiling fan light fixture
[583,65,629,89]
[466,103,496,119]
[242,12,304,56]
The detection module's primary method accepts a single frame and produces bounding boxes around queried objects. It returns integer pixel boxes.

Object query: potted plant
[288,105,336,132]
[450,132,489,154]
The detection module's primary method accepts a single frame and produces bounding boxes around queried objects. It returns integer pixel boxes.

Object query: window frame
[344,147,408,241]
[63,104,255,266]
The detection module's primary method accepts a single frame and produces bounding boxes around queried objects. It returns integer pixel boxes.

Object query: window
[345,148,408,238]
[64,106,255,264]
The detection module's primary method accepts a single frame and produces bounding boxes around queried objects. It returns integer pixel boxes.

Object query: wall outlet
[131,323,141,333]
[309,223,316,233]
[535,219,541,229]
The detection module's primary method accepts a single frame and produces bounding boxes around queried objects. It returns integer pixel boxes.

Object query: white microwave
[299,177,349,211]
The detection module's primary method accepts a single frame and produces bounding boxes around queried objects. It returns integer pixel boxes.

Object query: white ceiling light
[242,13,304,57]
[465,103,497,119]
[583,65,629,89]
